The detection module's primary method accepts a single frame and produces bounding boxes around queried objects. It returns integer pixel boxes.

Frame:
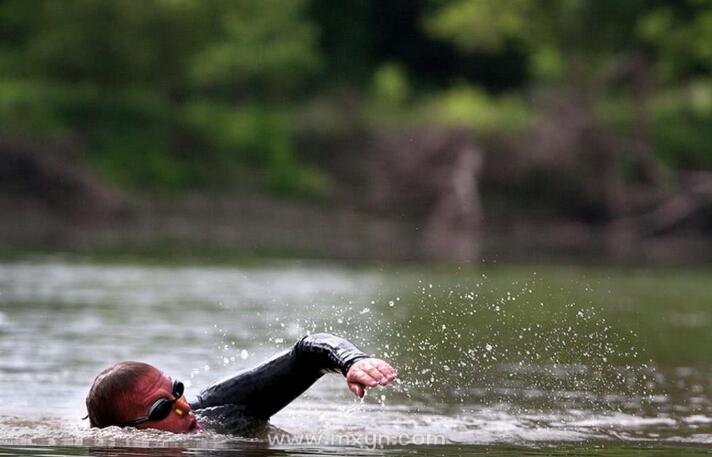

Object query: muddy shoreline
[4,194,712,265]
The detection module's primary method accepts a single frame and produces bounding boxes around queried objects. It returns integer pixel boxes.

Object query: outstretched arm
[191,333,395,420]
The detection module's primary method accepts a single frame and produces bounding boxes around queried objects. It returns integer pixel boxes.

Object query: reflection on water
[0,260,711,456]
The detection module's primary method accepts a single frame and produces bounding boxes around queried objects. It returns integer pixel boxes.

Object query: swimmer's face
[124,367,201,433]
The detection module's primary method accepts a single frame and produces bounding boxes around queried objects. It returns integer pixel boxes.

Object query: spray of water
[212,272,656,419]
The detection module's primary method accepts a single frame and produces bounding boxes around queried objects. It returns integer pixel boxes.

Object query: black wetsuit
[189,333,369,435]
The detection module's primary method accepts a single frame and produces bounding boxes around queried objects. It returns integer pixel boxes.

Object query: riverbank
[4,192,712,265]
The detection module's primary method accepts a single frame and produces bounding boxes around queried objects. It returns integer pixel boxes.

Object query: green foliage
[419,84,532,135]
[427,0,647,82]
[0,0,205,90]
[0,79,70,136]
[638,5,712,82]
[366,63,412,125]
[530,45,566,82]
[188,0,321,95]
[426,0,533,52]
[2,0,712,198]
[652,80,712,170]
[426,0,712,173]
[372,63,410,111]
[182,102,331,197]
[0,0,326,197]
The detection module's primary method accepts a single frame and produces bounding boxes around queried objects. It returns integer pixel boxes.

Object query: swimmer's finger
[347,360,381,386]
[347,381,365,398]
[371,365,392,385]
[349,367,380,387]
[361,358,396,385]
[361,364,388,384]
[373,362,397,385]
[372,359,396,377]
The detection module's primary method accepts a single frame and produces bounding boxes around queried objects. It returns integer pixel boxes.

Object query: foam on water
[2,408,711,448]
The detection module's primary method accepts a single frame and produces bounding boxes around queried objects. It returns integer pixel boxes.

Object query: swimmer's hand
[346,358,397,398]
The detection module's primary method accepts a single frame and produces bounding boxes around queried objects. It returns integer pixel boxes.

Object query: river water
[0,259,710,456]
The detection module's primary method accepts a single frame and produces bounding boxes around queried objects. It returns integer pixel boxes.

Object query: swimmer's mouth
[189,417,202,432]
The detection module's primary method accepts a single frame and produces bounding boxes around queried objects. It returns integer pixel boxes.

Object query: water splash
[247,272,657,418]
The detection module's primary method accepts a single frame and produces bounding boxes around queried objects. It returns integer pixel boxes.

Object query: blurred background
[3,0,712,264]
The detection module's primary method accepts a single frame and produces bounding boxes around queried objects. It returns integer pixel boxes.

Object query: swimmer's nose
[174,396,192,417]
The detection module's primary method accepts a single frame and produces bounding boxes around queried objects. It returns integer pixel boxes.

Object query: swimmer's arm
[191,333,377,420]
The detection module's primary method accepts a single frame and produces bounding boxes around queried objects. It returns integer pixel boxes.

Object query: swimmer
[85,333,397,434]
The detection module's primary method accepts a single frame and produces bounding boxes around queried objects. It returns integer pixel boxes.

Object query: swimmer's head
[86,361,200,433]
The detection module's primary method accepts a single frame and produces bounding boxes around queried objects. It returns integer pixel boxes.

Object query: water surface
[0,260,710,456]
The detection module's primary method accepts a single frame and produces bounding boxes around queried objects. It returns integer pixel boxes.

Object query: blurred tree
[427,0,647,83]
[307,0,528,92]
[188,0,321,98]
[0,0,205,91]
[425,0,712,254]
[425,0,712,172]
[638,1,712,171]
[1,0,712,218]
[0,0,326,195]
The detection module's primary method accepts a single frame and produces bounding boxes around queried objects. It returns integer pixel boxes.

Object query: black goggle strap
[123,414,152,427]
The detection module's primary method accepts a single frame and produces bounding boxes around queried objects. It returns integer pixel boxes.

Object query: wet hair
[85,361,155,428]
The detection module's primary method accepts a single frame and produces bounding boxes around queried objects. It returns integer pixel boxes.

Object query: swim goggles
[123,379,185,426]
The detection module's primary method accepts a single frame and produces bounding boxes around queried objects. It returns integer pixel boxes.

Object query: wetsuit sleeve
[191,333,369,420]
